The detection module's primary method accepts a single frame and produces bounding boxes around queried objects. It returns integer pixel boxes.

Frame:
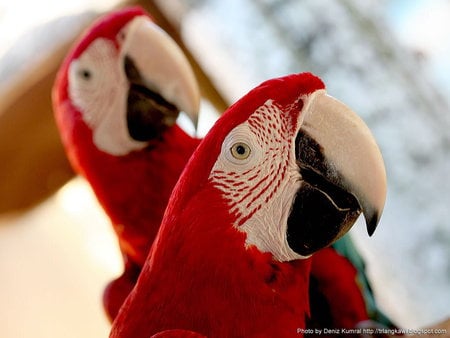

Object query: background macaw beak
[121,15,200,140]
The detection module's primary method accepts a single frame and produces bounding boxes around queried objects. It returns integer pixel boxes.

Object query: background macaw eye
[78,68,92,80]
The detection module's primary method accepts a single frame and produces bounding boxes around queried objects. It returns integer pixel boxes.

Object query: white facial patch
[68,38,148,155]
[209,100,306,262]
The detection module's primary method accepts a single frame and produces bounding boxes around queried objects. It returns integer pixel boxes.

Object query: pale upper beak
[287,90,387,256]
[120,16,200,131]
[301,91,387,235]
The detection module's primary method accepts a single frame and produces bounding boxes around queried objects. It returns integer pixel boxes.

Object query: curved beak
[120,16,200,139]
[287,90,387,256]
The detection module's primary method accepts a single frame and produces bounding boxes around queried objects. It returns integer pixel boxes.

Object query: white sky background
[0,0,448,104]
[385,0,450,95]
[0,0,449,336]
[0,0,119,55]
[1,0,449,90]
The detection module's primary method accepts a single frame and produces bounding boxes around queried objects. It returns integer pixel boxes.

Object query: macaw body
[308,237,394,331]
[114,193,311,337]
[52,6,200,319]
[61,117,199,267]
[110,73,387,337]
[331,236,394,327]
[309,246,369,329]
[83,123,200,316]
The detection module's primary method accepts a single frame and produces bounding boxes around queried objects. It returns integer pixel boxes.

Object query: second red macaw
[52,6,201,320]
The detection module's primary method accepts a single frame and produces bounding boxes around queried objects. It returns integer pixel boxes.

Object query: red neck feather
[111,184,311,338]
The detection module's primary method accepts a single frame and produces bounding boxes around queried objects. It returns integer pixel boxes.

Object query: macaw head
[53,6,199,161]
[173,72,386,261]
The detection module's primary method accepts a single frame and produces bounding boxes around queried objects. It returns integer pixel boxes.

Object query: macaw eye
[78,68,92,80]
[230,142,251,160]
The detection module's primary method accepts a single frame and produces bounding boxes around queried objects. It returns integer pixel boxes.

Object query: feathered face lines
[68,33,148,156]
[59,11,153,156]
[212,99,301,216]
[69,38,123,126]
[209,98,306,261]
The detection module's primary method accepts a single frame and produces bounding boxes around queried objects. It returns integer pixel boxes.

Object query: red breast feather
[111,184,311,338]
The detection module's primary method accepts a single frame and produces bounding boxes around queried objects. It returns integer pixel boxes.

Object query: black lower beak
[124,56,179,142]
[286,131,362,256]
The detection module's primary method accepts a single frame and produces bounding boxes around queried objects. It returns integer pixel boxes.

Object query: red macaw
[53,7,391,331]
[109,72,387,338]
[52,6,201,319]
